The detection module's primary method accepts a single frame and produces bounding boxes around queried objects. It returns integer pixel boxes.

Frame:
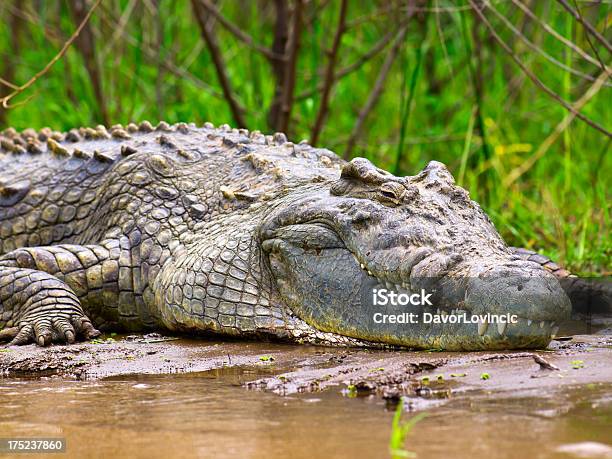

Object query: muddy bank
[1,334,611,459]
[1,334,610,400]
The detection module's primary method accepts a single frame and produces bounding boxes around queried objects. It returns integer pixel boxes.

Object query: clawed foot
[0,266,101,347]
[0,314,101,347]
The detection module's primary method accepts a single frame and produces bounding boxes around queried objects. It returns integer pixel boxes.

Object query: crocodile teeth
[394,283,401,292]
[497,322,507,336]
[478,320,489,336]
[527,319,532,326]
[360,263,365,269]
[385,282,393,290]
[441,310,448,317]
[540,321,545,329]
[367,270,373,276]
[436,308,441,315]
[551,326,559,338]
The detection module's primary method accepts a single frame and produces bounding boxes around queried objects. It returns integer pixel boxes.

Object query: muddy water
[0,367,610,459]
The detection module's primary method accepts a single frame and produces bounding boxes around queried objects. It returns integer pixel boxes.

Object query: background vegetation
[0,0,609,274]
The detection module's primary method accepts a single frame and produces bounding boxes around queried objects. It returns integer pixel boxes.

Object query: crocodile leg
[0,240,147,346]
[0,266,100,345]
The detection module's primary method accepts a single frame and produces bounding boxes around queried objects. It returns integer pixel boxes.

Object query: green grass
[389,398,427,459]
[0,1,609,274]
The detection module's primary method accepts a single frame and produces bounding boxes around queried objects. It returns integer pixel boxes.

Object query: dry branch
[100,0,137,59]
[0,0,102,109]
[276,0,304,133]
[470,0,611,138]
[268,0,290,129]
[567,0,609,76]
[511,0,605,70]
[485,1,611,86]
[343,26,409,159]
[196,0,285,62]
[0,1,24,125]
[68,0,109,125]
[296,18,409,102]
[504,69,610,186]
[310,0,348,145]
[556,0,612,55]
[97,1,225,100]
[192,0,247,128]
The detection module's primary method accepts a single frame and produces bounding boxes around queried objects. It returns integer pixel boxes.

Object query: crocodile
[0,121,574,350]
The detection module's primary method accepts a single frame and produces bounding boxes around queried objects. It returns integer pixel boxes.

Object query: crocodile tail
[510,247,611,317]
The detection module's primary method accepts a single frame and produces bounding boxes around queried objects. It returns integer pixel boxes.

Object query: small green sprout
[259,355,275,362]
[571,360,584,369]
[90,337,115,344]
[480,372,490,380]
[345,384,357,398]
[389,398,427,459]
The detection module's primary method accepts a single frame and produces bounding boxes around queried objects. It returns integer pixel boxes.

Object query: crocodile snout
[464,261,572,337]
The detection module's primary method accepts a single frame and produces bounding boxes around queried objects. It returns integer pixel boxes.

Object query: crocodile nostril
[352,211,371,223]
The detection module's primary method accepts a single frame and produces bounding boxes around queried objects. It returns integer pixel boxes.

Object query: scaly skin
[0,121,573,350]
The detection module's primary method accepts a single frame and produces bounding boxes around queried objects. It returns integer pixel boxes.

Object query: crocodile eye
[380,189,397,200]
[378,183,403,205]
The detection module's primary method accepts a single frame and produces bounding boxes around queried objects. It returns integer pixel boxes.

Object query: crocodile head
[260,158,571,350]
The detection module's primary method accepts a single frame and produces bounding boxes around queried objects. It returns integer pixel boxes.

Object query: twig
[533,354,560,370]
[277,0,304,133]
[458,106,477,186]
[467,9,492,173]
[310,0,348,145]
[570,0,609,75]
[191,0,247,128]
[345,3,395,29]
[153,0,165,119]
[0,0,102,109]
[68,0,109,125]
[100,0,137,59]
[296,18,409,101]
[196,0,285,62]
[395,39,425,174]
[348,0,483,22]
[556,0,612,54]
[511,0,605,70]
[486,1,611,86]
[344,26,408,159]
[433,0,455,85]
[504,69,610,186]
[0,78,19,90]
[304,0,332,27]
[0,3,24,126]
[469,0,611,138]
[267,0,289,129]
[97,2,225,100]
[4,2,64,43]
